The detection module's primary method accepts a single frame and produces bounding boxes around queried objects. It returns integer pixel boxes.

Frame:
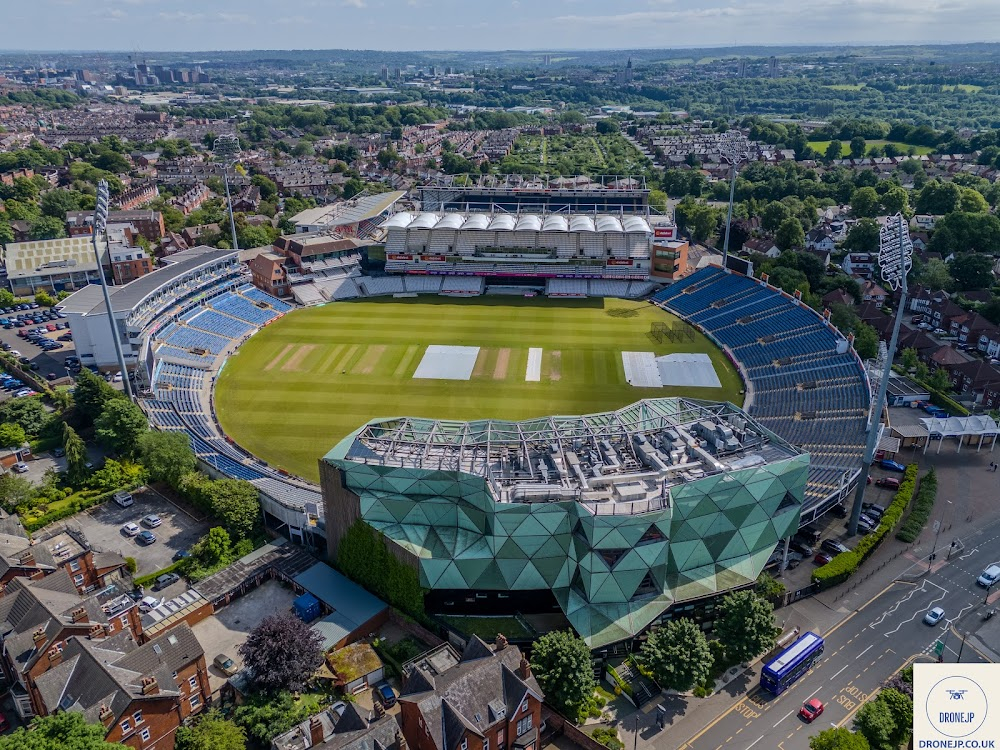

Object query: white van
[113,491,133,508]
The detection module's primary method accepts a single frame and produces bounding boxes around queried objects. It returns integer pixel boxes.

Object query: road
[676,516,1000,750]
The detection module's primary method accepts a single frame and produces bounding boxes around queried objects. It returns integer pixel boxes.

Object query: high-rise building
[768,56,778,78]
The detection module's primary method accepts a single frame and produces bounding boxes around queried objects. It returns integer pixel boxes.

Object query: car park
[122,522,140,536]
[153,572,181,591]
[789,540,814,556]
[799,698,824,722]
[863,502,887,519]
[114,491,134,508]
[795,526,821,545]
[139,596,162,612]
[820,539,850,555]
[875,477,900,490]
[143,513,162,528]
[137,530,156,545]
[977,564,1000,588]
[924,607,946,626]
[880,459,906,472]
[814,551,833,565]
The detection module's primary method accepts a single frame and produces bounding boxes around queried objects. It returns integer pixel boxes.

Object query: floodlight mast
[214,135,242,252]
[92,180,134,399]
[719,130,751,269]
[848,213,912,536]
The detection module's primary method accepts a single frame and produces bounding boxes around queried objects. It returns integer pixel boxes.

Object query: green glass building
[321,398,808,647]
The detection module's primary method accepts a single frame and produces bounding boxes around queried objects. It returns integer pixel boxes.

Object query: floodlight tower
[92,180,134,399]
[848,213,912,536]
[719,130,751,268]
[213,135,242,252]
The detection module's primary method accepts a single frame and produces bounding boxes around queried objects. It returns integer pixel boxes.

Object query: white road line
[830,665,849,681]
[858,644,874,658]
[746,736,765,749]
[773,710,795,728]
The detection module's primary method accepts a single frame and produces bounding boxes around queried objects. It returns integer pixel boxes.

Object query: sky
[5,0,1000,52]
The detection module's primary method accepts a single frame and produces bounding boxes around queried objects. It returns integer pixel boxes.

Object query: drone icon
[947,690,968,700]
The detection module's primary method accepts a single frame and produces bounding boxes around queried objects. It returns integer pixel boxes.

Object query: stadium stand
[653,266,870,519]
[359,276,405,296]
[547,278,588,297]
[440,276,485,296]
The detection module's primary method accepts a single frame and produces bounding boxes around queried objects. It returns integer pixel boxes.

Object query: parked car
[924,606,946,626]
[153,572,181,591]
[795,526,821,545]
[122,522,141,537]
[137,530,156,545]
[880,459,906,473]
[799,698,824,722]
[214,653,239,676]
[143,513,162,528]
[875,477,900,490]
[114,491,134,508]
[814,551,834,565]
[172,549,191,562]
[789,540,814,556]
[375,683,396,707]
[821,539,851,555]
[139,596,162,612]
[11,462,28,473]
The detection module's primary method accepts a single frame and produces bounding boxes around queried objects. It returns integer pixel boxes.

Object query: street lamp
[849,213,912,536]
[92,180,133,399]
[719,130,751,268]
[213,135,242,252]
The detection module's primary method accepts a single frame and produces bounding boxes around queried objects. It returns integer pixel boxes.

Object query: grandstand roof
[290,190,406,228]
[327,398,800,509]
[56,247,236,317]
[385,211,652,235]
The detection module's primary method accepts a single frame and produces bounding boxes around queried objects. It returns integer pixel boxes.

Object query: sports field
[214,297,743,482]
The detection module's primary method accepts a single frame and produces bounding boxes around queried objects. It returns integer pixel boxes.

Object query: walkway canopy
[920,415,999,453]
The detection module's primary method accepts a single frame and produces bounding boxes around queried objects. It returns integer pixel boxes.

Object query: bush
[591,727,624,750]
[125,556,137,574]
[813,464,918,587]
[605,665,634,698]
[22,485,143,532]
[134,560,188,588]
[896,469,938,543]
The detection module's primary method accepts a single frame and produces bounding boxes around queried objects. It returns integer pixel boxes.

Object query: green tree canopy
[880,186,909,215]
[929,212,1000,255]
[175,711,247,750]
[0,473,34,513]
[0,711,125,750]
[809,727,870,750]
[530,630,596,719]
[761,201,793,233]
[853,323,880,360]
[775,217,805,250]
[639,619,712,692]
[193,527,232,567]
[206,479,260,541]
[0,422,26,448]
[714,590,779,664]
[850,187,881,218]
[73,368,124,423]
[825,140,843,161]
[94,400,149,456]
[0,396,47,435]
[238,612,324,694]
[948,253,995,291]
[919,258,954,291]
[877,688,913,748]
[63,423,88,484]
[853,698,896,750]
[137,430,197,488]
[28,215,67,240]
[843,218,880,254]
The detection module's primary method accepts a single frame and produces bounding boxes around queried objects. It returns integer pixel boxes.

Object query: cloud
[342,0,367,7]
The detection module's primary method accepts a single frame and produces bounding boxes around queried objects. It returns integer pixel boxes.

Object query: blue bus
[760,631,825,695]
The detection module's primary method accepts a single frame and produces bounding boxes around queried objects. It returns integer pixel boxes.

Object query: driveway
[74,487,209,576]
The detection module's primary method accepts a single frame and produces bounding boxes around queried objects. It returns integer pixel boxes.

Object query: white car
[143,514,162,528]
[11,462,28,473]
[9,350,20,357]
[924,606,946,626]
[112,371,123,382]
[977,564,1000,588]
[122,522,141,537]
[138,596,162,612]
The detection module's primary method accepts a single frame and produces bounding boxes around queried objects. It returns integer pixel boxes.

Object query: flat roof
[292,562,388,629]
[292,190,406,227]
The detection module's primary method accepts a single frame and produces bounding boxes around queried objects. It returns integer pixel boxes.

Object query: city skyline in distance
[4,0,1000,53]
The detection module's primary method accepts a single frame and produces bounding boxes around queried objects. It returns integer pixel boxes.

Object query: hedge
[22,486,137,533]
[134,560,188,588]
[812,464,919,587]
[896,469,938,543]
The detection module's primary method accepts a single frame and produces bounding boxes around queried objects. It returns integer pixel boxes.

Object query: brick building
[248,252,290,297]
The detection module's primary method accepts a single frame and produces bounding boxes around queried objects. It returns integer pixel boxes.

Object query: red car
[814,551,833,565]
[799,698,824,722]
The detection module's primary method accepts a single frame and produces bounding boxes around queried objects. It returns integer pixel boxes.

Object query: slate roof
[400,640,543,750]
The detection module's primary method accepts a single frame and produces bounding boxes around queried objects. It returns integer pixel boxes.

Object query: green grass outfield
[214,297,744,482]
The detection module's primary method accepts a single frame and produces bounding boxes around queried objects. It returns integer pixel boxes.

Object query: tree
[876,688,913,748]
[930,212,1000,255]
[958,187,989,214]
[948,253,994,291]
[849,136,867,159]
[137,430,196,488]
[40,189,82,218]
[74,368,123,423]
[880,186,908,215]
[648,189,668,213]
[530,630,596,719]
[194,526,232,566]
[853,323,879,360]
[809,727,870,750]
[238,612,324,694]
[901,348,919,371]
[853,698,896,750]
[175,711,246,750]
[251,174,278,202]
[850,187,880,218]
[927,367,951,392]
[89,458,145,493]
[825,141,843,161]
[916,180,961,214]
[640,619,712,692]
[761,201,793,233]
[95,399,149,456]
[236,224,273,249]
[590,728,623,750]
[595,119,619,134]
[0,220,13,247]
[714,590,778,664]
[0,396,47,434]
[0,473,34,513]
[842,218,880,254]
[981,297,1000,325]
[919,258,953,291]
[0,422,25,448]
[775,217,805,251]
[206,479,260,540]
[0,711,125,750]
[28,215,67,240]
[233,693,302,746]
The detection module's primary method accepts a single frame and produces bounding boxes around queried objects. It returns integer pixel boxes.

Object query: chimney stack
[18,550,35,567]
[89,623,105,639]
[32,628,47,650]
[98,704,114,727]
[519,655,531,680]
[495,634,508,651]
[71,606,88,624]
[396,728,408,750]
[373,700,386,719]
[140,676,159,695]
[47,646,62,666]
[309,716,325,747]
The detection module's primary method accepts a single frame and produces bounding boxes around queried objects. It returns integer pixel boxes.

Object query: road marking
[858,644,874,658]
[773,710,795,728]
[830,665,849,681]
[746,736,764,749]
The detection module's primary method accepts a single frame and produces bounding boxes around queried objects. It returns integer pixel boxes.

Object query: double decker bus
[760,631,825,695]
